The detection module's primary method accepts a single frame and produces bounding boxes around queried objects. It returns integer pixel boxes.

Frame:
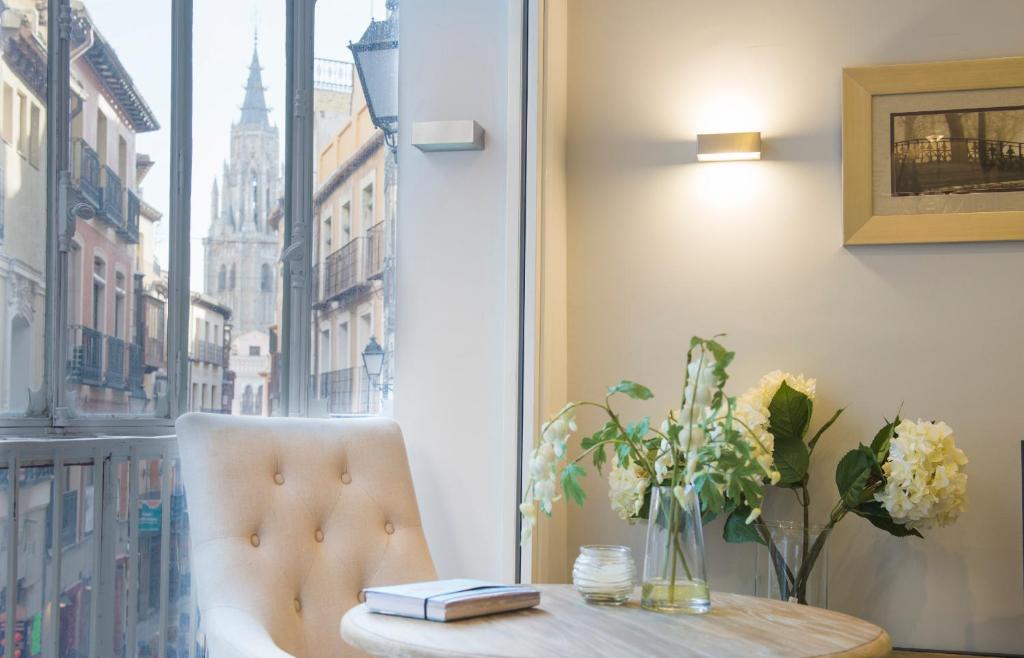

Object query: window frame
[0,0,319,436]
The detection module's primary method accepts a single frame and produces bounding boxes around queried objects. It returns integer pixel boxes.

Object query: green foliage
[723,508,767,545]
[561,463,587,507]
[835,445,875,508]
[607,380,653,400]
[852,501,923,538]
[768,382,812,486]
[870,417,900,461]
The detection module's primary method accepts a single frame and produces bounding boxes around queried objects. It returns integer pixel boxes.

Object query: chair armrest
[203,607,295,658]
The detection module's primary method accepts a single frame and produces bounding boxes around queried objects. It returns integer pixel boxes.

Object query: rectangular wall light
[696,131,761,162]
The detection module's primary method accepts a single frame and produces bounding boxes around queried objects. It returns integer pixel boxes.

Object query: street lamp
[361,336,385,381]
[349,0,399,149]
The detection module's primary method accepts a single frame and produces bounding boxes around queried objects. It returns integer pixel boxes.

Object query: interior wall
[394,0,515,582]
[564,0,1024,653]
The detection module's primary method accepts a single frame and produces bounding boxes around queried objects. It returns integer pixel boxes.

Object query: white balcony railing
[0,437,204,658]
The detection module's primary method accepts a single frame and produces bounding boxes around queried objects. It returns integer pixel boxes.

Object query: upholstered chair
[176,413,437,657]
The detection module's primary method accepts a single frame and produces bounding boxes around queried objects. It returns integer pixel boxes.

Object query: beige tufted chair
[176,413,437,657]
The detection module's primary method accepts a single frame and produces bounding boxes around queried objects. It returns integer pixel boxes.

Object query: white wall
[564,0,1024,653]
[394,0,517,582]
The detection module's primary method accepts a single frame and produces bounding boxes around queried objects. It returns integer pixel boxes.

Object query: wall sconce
[696,132,761,162]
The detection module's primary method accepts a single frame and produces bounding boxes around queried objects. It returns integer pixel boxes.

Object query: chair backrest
[177,413,437,657]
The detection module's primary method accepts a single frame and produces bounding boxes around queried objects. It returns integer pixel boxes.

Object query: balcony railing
[105,335,126,388]
[72,138,101,208]
[67,326,147,393]
[121,189,141,244]
[319,367,355,414]
[128,342,145,397]
[100,165,124,228]
[190,341,224,367]
[320,237,362,302]
[0,437,206,658]
[67,325,103,383]
[145,336,166,370]
[364,222,385,281]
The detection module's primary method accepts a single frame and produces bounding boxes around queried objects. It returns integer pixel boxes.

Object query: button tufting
[341,472,352,484]
[274,473,285,485]
[294,598,301,613]
[357,591,366,603]
[250,534,260,547]
[384,522,395,535]
[315,529,324,543]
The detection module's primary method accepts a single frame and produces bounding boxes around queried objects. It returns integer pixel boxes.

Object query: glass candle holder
[572,545,635,605]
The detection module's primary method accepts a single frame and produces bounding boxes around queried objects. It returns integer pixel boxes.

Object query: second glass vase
[641,485,710,614]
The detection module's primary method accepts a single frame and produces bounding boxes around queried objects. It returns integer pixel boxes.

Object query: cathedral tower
[203,40,280,337]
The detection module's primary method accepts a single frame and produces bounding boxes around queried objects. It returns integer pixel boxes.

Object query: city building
[64,3,162,415]
[202,39,280,415]
[188,292,231,414]
[0,2,48,414]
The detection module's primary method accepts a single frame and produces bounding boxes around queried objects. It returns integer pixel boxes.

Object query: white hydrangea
[733,370,816,479]
[608,463,650,521]
[875,419,968,530]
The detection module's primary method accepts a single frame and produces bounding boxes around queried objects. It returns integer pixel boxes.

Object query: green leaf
[869,418,899,461]
[628,417,650,440]
[768,382,813,486]
[560,463,587,507]
[768,381,813,443]
[607,380,653,400]
[808,407,844,452]
[616,442,630,467]
[773,435,809,486]
[853,501,923,538]
[592,444,607,473]
[835,446,873,508]
[723,508,767,545]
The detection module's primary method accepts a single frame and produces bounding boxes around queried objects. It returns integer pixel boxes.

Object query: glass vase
[641,485,710,614]
[572,545,635,605]
[754,521,831,607]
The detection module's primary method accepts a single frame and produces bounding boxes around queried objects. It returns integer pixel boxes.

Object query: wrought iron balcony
[128,342,145,397]
[99,165,124,228]
[67,324,104,383]
[72,138,101,208]
[319,367,355,414]
[320,237,362,302]
[145,336,165,370]
[121,189,141,244]
[364,221,385,281]
[190,341,225,367]
[104,335,126,389]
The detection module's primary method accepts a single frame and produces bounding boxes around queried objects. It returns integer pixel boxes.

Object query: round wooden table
[341,584,891,658]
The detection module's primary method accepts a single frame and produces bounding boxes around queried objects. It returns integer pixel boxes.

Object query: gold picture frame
[842,56,1024,245]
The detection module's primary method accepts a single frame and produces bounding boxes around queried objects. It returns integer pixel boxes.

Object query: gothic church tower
[203,40,280,336]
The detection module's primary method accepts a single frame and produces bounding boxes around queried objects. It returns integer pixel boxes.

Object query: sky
[84,0,388,286]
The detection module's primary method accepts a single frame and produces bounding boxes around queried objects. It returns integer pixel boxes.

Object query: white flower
[519,501,537,544]
[734,370,816,477]
[745,506,762,524]
[654,438,675,483]
[608,463,650,521]
[527,405,578,516]
[683,347,717,412]
[875,419,968,530]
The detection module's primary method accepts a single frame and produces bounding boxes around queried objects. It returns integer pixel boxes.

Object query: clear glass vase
[641,486,710,614]
[754,521,831,607]
[572,545,635,605]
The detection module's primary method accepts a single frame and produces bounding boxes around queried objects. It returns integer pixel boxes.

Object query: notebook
[362,579,541,622]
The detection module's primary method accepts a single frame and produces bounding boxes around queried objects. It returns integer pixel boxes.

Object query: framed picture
[842,56,1024,245]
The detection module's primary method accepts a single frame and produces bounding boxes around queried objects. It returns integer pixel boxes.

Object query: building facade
[310,67,391,415]
[203,43,279,338]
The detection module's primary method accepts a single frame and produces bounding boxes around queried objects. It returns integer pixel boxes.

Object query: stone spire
[239,38,270,126]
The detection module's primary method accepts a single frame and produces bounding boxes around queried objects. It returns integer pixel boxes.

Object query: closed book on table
[362,579,541,622]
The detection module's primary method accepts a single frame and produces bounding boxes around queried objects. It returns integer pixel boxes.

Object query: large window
[0,0,398,428]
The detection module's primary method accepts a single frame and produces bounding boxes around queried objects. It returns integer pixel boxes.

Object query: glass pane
[110,459,130,658]
[310,0,395,416]
[65,1,171,416]
[57,464,94,658]
[191,1,286,416]
[0,7,48,415]
[134,458,162,657]
[165,458,195,658]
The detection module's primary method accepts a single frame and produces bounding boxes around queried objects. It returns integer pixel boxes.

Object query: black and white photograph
[891,105,1024,196]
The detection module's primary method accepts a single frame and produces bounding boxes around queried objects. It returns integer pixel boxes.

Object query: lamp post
[348,0,399,150]
[361,336,390,399]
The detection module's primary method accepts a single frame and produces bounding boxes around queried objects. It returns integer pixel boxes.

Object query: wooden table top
[340,584,892,658]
